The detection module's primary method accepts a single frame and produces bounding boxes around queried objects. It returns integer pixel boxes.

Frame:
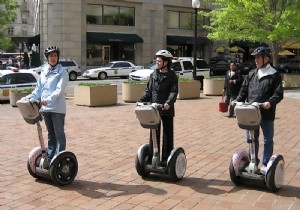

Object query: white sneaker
[260,165,267,175]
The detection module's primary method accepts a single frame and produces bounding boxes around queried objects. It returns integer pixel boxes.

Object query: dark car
[237,61,256,76]
[277,59,300,73]
[209,61,229,76]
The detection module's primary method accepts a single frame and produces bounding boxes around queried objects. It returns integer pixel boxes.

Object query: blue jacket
[27,63,68,114]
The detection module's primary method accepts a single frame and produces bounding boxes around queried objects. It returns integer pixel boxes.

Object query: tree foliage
[0,0,19,51]
[202,0,300,64]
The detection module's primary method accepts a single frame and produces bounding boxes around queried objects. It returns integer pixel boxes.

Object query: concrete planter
[122,82,147,103]
[9,92,29,107]
[203,78,225,96]
[177,80,200,100]
[74,84,117,106]
[282,73,300,88]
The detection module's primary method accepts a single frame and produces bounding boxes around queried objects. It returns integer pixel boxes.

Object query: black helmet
[44,46,60,58]
[251,46,271,57]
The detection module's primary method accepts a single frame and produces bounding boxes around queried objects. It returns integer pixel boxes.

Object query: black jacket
[139,68,178,117]
[236,66,283,121]
[224,70,243,97]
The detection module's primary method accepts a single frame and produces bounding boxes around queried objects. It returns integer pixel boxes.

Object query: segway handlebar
[232,101,263,108]
[136,102,163,110]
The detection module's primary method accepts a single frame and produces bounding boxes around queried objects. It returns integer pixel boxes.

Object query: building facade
[32,0,214,70]
[6,0,35,52]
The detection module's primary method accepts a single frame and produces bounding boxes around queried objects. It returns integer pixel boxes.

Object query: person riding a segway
[17,45,78,185]
[135,50,187,181]
[230,46,284,191]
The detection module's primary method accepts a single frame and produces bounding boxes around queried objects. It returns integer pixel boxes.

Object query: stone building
[31,0,214,70]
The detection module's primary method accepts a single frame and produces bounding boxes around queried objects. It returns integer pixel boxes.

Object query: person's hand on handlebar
[262,101,271,109]
[163,103,170,110]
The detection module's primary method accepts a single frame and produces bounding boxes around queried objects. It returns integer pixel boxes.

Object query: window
[60,61,76,67]
[87,4,134,26]
[171,62,182,72]
[8,27,14,36]
[182,61,193,70]
[86,4,102,24]
[22,13,28,24]
[15,73,37,84]
[167,10,209,30]
[196,60,208,68]
[180,12,192,30]
[22,27,27,36]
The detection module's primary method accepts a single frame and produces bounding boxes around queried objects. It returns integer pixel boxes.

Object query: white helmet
[155,50,173,60]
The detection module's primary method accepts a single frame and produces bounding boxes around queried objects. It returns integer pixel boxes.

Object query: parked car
[83,61,144,80]
[277,59,300,73]
[29,59,81,81]
[0,69,39,101]
[209,61,230,76]
[129,58,209,88]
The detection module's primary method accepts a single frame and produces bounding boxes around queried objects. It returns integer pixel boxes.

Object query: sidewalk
[0,94,299,210]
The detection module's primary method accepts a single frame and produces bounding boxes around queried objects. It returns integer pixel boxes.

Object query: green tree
[0,0,19,51]
[202,0,300,66]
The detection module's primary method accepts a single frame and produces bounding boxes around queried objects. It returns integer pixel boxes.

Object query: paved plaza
[0,92,299,210]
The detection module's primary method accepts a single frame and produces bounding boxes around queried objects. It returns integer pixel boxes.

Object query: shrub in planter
[177,78,200,100]
[203,77,225,96]
[74,82,117,106]
[122,80,147,103]
[10,88,34,107]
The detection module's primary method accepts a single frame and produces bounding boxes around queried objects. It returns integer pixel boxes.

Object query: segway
[229,102,285,192]
[17,99,78,186]
[135,102,187,181]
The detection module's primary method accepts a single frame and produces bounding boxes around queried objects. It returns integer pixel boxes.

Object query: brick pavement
[0,94,299,210]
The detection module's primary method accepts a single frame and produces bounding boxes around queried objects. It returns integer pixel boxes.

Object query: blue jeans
[43,112,66,160]
[246,120,274,166]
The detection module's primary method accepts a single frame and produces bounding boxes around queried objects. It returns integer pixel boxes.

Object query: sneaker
[260,165,267,175]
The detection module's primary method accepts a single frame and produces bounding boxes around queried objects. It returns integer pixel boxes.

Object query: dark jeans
[149,116,174,162]
[43,112,66,160]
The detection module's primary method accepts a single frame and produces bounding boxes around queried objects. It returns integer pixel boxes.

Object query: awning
[87,32,143,43]
[230,46,245,53]
[167,35,210,45]
[278,50,295,56]
[215,46,230,53]
[282,40,300,49]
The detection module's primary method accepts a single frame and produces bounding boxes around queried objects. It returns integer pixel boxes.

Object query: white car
[0,69,39,101]
[129,63,156,81]
[29,59,81,81]
[83,61,144,80]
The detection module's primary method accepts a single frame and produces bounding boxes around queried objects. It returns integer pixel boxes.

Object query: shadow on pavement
[142,175,228,195]
[229,182,300,198]
[60,179,167,198]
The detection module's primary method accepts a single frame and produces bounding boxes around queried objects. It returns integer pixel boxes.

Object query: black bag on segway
[135,104,161,129]
[234,102,261,130]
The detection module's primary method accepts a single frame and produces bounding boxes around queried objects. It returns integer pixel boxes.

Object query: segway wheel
[168,148,187,182]
[229,159,243,185]
[135,144,150,178]
[27,147,43,178]
[27,160,39,178]
[50,151,78,186]
[266,155,285,192]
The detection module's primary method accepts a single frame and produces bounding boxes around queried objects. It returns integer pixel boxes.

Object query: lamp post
[192,0,200,80]
[18,43,22,68]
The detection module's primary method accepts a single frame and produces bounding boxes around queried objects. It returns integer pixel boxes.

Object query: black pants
[149,116,174,162]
